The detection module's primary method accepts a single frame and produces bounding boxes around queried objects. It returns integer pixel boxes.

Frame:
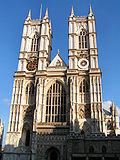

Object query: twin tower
[3,6,120,160]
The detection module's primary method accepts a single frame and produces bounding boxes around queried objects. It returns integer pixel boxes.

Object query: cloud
[103,100,120,117]
[2,99,11,106]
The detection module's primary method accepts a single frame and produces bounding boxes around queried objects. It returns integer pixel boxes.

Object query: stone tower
[3,5,120,160]
[4,8,52,160]
[68,5,104,133]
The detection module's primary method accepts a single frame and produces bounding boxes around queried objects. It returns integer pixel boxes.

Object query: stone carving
[78,105,85,119]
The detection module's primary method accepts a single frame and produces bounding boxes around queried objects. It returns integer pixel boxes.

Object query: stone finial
[57,49,59,55]
[70,6,74,17]
[39,3,42,20]
[88,4,94,16]
[26,9,31,21]
[115,105,118,116]
[45,8,48,18]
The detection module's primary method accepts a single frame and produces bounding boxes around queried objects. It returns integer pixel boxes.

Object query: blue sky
[0,0,120,142]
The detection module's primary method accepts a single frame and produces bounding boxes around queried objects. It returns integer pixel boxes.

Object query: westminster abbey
[3,5,120,160]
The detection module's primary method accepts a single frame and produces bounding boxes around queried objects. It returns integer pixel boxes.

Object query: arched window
[80,79,89,93]
[79,79,89,103]
[29,83,34,95]
[79,31,87,49]
[31,35,39,51]
[26,83,35,104]
[89,146,94,153]
[46,81,66,123]
[107,120,112,130]
[25,130,30,146]
[102,145,107,153]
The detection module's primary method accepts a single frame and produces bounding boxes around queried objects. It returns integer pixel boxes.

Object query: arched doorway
[46,147,60,160]
[50,150,58,160]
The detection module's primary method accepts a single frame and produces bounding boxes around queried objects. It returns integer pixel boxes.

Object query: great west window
[45,81,66,123]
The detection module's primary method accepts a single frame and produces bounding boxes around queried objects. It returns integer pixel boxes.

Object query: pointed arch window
[79,31,87,49]
[79,79,89,103]
[45,81,66,123]
[31,35,39,51]
[26,83,35,104]
[80,79,89,93]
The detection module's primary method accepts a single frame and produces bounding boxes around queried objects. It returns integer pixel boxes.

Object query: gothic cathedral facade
[3,6,120,160]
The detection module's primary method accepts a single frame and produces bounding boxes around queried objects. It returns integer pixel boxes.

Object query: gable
[49,54,67,67]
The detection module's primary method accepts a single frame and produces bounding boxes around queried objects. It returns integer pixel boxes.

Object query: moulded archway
[46,147,60,160]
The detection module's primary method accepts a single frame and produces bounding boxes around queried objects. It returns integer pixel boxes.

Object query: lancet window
[79,31,87,49]
[31,35,39,51]
[79,79,89,103]
[26,83,34,104]
[45,81,66,123]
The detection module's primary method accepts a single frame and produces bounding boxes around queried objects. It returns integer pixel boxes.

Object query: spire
[45,8,48,18]
[112,100,114,110]
[26,9,31,21]
[39,4,42,20]
[70,6,74,17]
[115,105,118,116]
[88,4,94,16]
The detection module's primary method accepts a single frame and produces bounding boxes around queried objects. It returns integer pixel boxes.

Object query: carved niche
[78,105,91,119]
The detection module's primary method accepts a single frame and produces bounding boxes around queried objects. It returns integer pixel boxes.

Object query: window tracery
[31,34,39,51]
[45,81,66,123]
[79,31,87,49]
[79,79,89,103]
[25,83,35,104]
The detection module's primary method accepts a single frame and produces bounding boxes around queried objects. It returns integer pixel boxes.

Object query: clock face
[26,60,37,71]
[79,58,89,69]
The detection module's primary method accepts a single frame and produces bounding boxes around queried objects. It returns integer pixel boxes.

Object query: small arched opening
[46,147,60,160]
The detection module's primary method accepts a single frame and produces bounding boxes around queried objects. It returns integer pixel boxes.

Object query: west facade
[3,6,120,160]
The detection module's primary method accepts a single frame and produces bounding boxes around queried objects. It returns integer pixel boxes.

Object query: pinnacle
[45,8,48,17]
[88,4,94,16]
[70,5,74,17]
[26,9,31,21]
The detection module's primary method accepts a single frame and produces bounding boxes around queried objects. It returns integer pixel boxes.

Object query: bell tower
[5,8,52,153]
[68,5,104,133]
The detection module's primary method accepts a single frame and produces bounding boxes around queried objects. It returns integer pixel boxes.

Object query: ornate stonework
[3,6,120,160]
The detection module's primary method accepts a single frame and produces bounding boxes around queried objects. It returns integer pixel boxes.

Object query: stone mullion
[53,84,56,122]
[36,83,40,121]
[75,77,77,120]
[57,84,59,122]
[42,79,45,122]
[59,85,62,122]
[69,78,73,131]
[47,92,50,122]
[97,77,102,131]
[15,81,20,132]
[11,80,17,132]
[63,86,64,122]
[90,77,93,119]
[50,84,53,122]
[8,80,16,132]
[73,77,76,130]
[17,80,23,131]
[40,80,43,122]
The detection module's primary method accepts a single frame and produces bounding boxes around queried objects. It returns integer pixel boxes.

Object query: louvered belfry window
[79,31,87,49]
[45,81,66,123]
